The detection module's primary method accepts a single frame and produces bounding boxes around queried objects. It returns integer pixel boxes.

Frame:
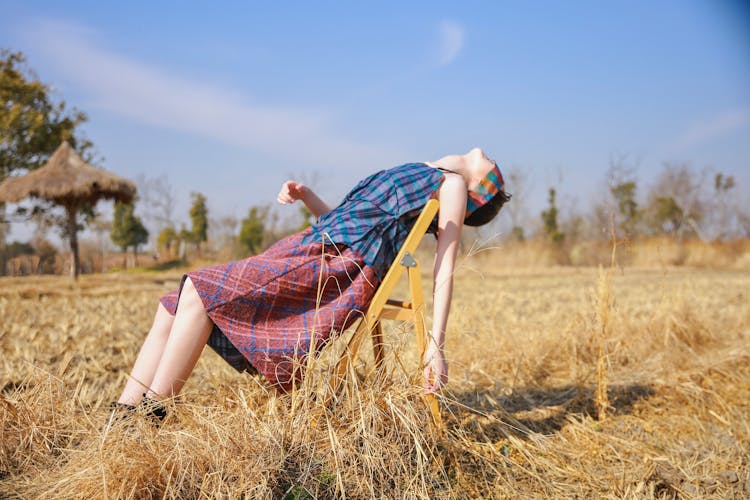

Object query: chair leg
[372,321,385,372]
[407,266,427,358]
[325,262,442,430]
[327,318,371,405]
[407,265,443,428]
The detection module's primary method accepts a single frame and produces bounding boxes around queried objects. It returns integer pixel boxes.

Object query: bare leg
[146,277,214,400]
[118,302,175,405]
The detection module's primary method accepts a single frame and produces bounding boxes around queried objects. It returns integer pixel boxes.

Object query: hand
[423,344,448,394]
[277,180,306,205]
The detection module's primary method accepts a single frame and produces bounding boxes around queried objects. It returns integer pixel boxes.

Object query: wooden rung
[379,308,416,321]
[372,322,384,370]
[385,299,412,308]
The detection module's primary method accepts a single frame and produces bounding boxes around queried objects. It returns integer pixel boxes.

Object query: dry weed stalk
[593,215,618,421]
[593,267,611,421]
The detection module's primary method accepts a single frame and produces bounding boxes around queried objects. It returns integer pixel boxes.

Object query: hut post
[65,202,81,280]
[0,202,6,276]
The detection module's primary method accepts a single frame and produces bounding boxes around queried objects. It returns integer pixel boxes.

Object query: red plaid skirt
[160,228,380,391]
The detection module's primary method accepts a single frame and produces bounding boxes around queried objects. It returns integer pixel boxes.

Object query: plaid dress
[160,163,444,391]
[302,163,444,279]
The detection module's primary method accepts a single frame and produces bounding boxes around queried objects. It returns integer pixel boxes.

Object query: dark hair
[464,190,512,227]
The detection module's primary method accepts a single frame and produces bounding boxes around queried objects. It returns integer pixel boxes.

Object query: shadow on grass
[446,383,654,438]
[146,259,188,272]
[120,259,188,273]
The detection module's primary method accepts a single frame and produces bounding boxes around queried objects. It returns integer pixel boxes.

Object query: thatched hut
[0,141,136,279]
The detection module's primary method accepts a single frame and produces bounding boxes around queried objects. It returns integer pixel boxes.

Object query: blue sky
[2,1,749,241]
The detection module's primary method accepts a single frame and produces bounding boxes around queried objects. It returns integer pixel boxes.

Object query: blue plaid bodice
[301,163,444,279]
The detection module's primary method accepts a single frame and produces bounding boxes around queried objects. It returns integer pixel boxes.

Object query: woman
[113,147,509,419]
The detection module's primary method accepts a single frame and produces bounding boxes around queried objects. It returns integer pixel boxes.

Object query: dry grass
[2,254,749,498]
[485,237,750,269]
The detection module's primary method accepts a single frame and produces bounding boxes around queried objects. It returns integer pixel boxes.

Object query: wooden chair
[326,199,442,427]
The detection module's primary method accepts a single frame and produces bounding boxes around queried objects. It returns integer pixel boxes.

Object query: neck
[427,148,490,189]
[462,149,487,190]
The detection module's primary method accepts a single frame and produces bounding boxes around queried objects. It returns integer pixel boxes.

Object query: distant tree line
[532,156,747,247]
[2,49,749,276]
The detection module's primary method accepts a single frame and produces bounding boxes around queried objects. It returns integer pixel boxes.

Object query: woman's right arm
[423,173,467,393]
[277,181,331,218]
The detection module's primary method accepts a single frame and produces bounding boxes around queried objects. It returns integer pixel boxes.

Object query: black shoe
[103,401,136,432]
[139,394,168,423]
[110,401,136,414]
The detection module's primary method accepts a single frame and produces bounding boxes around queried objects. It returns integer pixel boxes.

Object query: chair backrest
[361,199,439,321]
[327,199,442,427]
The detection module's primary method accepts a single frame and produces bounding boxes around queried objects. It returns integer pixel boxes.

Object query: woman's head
[463,149,511,226]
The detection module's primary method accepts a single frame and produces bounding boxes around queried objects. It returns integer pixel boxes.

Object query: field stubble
[1,256,749,498]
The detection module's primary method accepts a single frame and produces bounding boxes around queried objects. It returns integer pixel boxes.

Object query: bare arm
[277,181,331,218]
[423,174,466,393]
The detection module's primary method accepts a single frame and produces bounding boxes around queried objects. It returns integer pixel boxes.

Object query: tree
[1,51,108,278]
[610,181,639,237]
[541,188,564,243]
[110,201,129,263]
[188,192,208,253]
[645,163,706,239]
[591,154,641,240]
[135,173,176,242]
[1,50,91,181]
[3,239,34,275]
[5,240,34,258]
[178,225,194,260]
[130,218,149,265]
[89,217,112,272]
[297,205,314,232]
[157,226,178,258]
[504,165,530,241]
[239,206,267,255]
[739,211,750,238]
[33,237,57,274]
[710,172,737,240]
[650,196,684,235]
[110,200,149,268]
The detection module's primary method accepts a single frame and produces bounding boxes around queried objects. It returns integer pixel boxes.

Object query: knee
[155,302,176,328]
[178,277,205,313]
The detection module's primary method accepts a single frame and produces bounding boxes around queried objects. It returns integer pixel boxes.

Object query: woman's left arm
[423,174,467,393]
[277,180,331,218]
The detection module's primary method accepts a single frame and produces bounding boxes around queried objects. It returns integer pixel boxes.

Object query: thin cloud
[666,107,750,153]
[19,20,395,167]
[437,20,465,67]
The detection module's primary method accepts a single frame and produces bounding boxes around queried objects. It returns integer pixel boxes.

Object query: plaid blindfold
[466,162,505,214]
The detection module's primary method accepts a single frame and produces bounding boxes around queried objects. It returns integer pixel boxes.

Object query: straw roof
[0,141,136,206]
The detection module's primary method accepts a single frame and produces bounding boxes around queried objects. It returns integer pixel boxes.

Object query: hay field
[1,259,749,498]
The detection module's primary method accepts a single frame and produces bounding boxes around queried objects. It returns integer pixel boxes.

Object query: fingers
[423,363,447,394]
[277,181,304,205]
[423,365,433,392]
[277,192,294,204]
